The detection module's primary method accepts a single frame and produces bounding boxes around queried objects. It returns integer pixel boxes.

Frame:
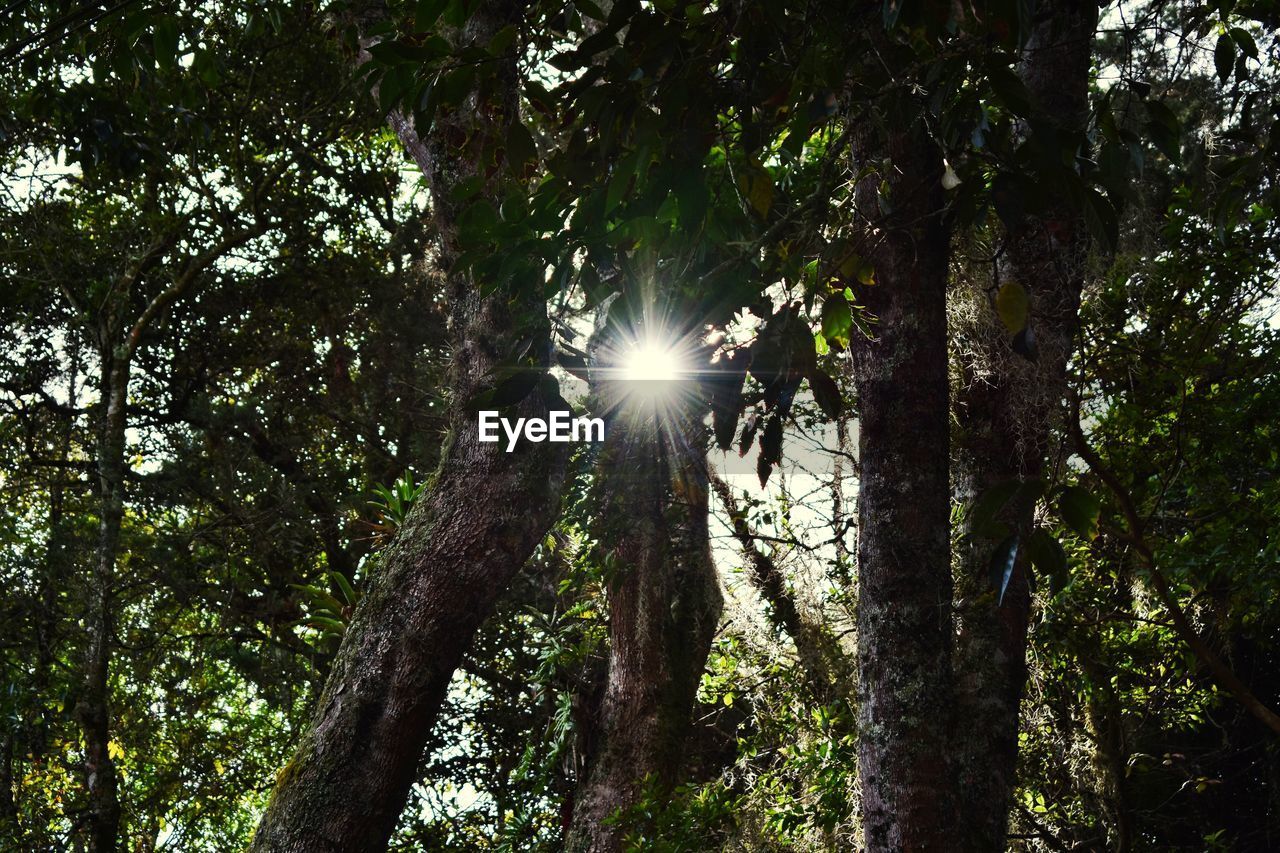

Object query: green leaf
[839,250,875,285]
[882,0,903,30]
[757,414,783,486]
[760,414,783,465]
[329,571,358,606]
[988,65,1034,117]
[576,0,608,20]
[488,23,518,55]
[820,295,853,343]
[435,66,476,109]
[457,199,498,247]
[487,367,540,408]
[709,357,748,451]
[1058,484,1100,540]
[378,65,412,115]
[153,19,179,71]
[738,414,760,458]
[807,370,842,420]
[756,451,774,488]
[1230,27,1258,60]
[968,480,1020,535]
[989,534,1020,606]
[1083,187,1119,253]
[739,166,773,218]
[605,150,638,213]
[1143,100,1181,163]
[549,50,583,72]
[415,0,448,28]
[672,168,708,230]
[505,122,537,171]
[996,281,1029,333]
[1215,32,1236,84]
[290,584,345,617]
[367,40,441,65]
[305,615,349,636]
[450,174,485,203]
[1026,528,1069,595]
[443,0,468,27]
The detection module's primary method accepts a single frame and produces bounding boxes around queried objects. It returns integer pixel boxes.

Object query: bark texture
[251,2,568,850]
[250,384,565,852]
[74,346,127,853]
[565,366,722,852]
[950,2,1097,849]
[851,118,955,851]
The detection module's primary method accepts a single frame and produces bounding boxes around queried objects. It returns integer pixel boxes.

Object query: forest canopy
[2,0,1278,850]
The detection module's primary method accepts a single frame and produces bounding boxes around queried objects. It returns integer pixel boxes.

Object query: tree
[845,76,957,853]
[950,1,1099,848]
[2,2,436,846]
[250,0,575,847]
[563,309,723,852]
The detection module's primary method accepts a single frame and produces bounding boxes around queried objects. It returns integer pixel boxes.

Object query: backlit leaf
[989,534,1020,606]
[996,281,1029,333]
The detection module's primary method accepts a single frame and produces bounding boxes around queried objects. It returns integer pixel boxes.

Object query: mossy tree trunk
[564,363,722,853]
[951,1,1098,848]
[849,117,957,851]
[250,1,570,850]
[75,343,127,853]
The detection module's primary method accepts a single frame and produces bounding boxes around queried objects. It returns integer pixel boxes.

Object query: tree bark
[564,363,722,852]
[950,2,1097,849]
[73,346,127,853]
[850,118,956,851]
[250,2,570,850]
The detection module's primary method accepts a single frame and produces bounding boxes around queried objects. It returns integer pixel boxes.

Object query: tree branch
[709,470,847,699]
[123,222,268,362]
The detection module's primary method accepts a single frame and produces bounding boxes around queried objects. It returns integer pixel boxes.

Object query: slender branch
[123,222,268,361]
[0,0,141,64]
[1013,805,1074,853]
[694,121,857,290]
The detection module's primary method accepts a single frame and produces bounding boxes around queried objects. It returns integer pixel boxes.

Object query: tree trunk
[73,348,127,853]
[565,367,722,852]
[950,2,1097,848]
[850,118,956,851]
[0,734,15,835]
[250,3,568,850]
[250,383,566,852]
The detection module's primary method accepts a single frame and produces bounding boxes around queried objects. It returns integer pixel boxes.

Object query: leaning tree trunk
[74,347,128,853]
[250,2,568,850]
[710,472,849,701]
[849,117,956,851]
[564,352,722,853]
[951,1,1097,849]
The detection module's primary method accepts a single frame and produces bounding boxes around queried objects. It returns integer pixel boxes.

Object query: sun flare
[619,339,688,383]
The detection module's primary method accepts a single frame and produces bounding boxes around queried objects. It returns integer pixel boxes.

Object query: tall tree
[847,91,956,853]
[565,312,723,852]
[951,1,1099,848]
[250,1,573,848]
